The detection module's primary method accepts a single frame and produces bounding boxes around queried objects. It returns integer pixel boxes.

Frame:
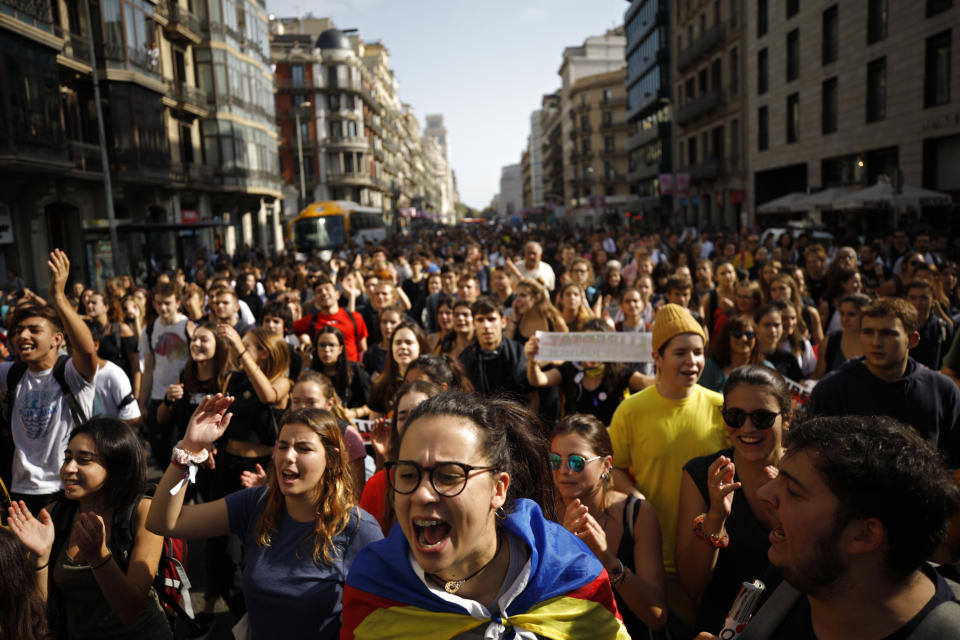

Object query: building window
[730,48,739,94]
[867,57,886,122]
[328,93,340,111]
[822,5,838,65]
[928,0,954,17]
[758,48,768,95]
[711,58,722,90]
[686,77,696,102]
[712,125,725,157]
[867,0,887,44]
[605,135,615,153]
[786,0,799,18]
[699,68,708,93]
[347,120,358,137]
[925,30,951,108]
[822,77,838,134]
[291,64,304,85]
[687,137,697,165]
[327,65,339,88]
[602,89,613,104]
[758,106,769,150]
[786,29,800,81]
[730,118,740,161]
[292,93,308,107]
[758,0,768,37]
[787,93,799,143]
[602,111,613,126]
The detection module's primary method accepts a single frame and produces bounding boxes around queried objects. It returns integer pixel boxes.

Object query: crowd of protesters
[2,219,960,639]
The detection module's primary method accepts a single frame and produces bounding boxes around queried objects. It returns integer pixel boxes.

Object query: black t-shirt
[557,362,632,426]
[764,564,958,639]
[97,323,138,381]
[221,370,283,447]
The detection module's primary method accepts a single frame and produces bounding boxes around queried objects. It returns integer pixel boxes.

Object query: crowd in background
[3,219,960,639]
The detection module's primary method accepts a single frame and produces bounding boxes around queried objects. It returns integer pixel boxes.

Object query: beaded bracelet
[693,513,730,548]
[170,441,210,466]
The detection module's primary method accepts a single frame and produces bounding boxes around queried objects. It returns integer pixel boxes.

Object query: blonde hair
[517,279,568,332]
[255,408,356,564]
[241,328,290,381]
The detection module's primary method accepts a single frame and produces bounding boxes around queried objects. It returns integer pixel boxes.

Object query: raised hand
[73,511,109,565]
[47,249,71,300]
[215,324,244,353]
[563,499,611,563]
[707,455,741,520]
[240,463,267,488]
[7,500,54,564]
[370,416,391,459]
[182,393,235,452]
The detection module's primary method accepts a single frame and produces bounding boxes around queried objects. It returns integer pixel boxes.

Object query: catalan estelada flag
[342,499,630,639]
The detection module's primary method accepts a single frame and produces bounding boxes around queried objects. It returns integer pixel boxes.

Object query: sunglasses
[548,454,602,473]
[730,329,756,340]
[721,408,781,430]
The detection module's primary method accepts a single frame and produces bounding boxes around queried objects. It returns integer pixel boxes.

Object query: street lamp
[295,101,312,212]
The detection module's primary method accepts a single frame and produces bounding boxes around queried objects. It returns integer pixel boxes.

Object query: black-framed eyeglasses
[385,460,498,497]
[721,408,781,430]
[730,329,756,340]
[548,454,602,473]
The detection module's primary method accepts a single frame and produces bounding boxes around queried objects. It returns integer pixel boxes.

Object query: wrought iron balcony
[676,87,723,126]
[677,22,726,73]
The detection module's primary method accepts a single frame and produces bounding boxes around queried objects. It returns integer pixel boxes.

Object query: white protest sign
[535,331,653,363]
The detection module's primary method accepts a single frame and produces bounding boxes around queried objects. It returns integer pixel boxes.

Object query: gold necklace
[432,532,502,594]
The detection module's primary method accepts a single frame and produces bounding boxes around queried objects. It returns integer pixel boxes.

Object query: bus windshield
[293,215,346,252]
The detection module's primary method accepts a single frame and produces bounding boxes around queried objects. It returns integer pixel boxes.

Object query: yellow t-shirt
[609,384,727,574]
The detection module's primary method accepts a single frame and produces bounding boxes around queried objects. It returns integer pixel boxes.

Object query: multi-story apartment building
[423,115,459,223]
[540,93,565,215]
[271,21,456,226]
[499,164,523,218]
[672,0,746,230]
[0,0,281,287]
[528,110,545,207]
[566,68,632,227]
[624,0,673,229]
[558,28,627,226]
[521,148,533,209]
[746,0,960,223]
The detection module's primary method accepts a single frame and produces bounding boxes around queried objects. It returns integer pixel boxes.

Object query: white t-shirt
[93,360,141,421]
[140,316,192,400]
[0,358,96,494]
[515,261,556,291]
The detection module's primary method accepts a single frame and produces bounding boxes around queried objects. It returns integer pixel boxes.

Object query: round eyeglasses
[721,408,781,430]
[385,460,498,497]
[548,454,602,473]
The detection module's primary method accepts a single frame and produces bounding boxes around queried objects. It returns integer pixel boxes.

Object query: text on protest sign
[535,331,653,363]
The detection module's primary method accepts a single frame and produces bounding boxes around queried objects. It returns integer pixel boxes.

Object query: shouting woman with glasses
[675,365,791,632]
[550,414,668,637]
[343,392,631,639]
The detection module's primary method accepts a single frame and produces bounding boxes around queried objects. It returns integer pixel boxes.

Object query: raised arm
[217,324,291,406]
[524,335,562,387]
[146,394,233,540]
[48,250,96,381]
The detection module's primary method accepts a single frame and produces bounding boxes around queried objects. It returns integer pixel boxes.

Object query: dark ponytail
[404,391,559,521]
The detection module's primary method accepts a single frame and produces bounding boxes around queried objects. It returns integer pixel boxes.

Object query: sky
[266,0,629,209]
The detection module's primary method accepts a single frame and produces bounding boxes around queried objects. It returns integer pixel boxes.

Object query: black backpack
[0,355,86,486]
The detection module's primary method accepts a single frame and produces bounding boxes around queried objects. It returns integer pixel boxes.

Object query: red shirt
[292,307,368,362]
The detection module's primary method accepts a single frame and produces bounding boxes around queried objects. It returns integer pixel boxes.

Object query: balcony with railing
[165,1,202,44]
[167,81,209,116]
[54,28,92,67]
[328,171,376,187]
[599,96,628,108]
[601,119,629,131]
[677,22,726,72]
[69,140,102,174]
[676,87,724,126]
[679,156,726,182]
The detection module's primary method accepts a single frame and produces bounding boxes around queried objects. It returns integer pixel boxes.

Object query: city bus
[287,200,387,257]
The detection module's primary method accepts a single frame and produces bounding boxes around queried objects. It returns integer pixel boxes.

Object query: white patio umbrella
[757,192,809,214]
[833,181,952,210]
[792,186,857,211]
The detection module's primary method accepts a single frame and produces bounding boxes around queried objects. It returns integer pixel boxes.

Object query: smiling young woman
[343,392,630,639]
[8,418,172,639]
[675,365,791,632]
